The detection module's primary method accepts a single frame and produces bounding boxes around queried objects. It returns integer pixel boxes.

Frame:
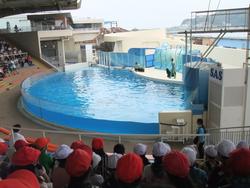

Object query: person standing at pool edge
[171,58,176,79]
[196,119,206,159]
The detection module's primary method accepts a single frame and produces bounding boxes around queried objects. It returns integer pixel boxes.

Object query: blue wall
[22,96,159,134]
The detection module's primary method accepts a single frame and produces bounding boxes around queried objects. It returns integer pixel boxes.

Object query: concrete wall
[73,33,98,42]
[104,29,167,52]
[0,31,41,58]
[38,30,72,40]
[64,37,81,63]
[159,110,192,134]
[194,44,246,67]
[208,66,245,129]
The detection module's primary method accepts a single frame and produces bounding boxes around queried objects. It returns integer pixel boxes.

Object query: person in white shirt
[8,124,26,148]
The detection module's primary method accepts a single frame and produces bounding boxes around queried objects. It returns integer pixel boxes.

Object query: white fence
[2,125,250,147]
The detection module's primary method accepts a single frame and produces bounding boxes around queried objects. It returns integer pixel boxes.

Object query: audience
[0,39,32,79]
[34,137,54,175]
[0,169,40,188]
[116,153,143,188]
[0,128,250,188]
[182,147,207,188]
[66,149,92,188]
[134,143,150,166]
[8,124,27,148]
[163,150,193,188]
[51,144,73,188]
[208,139,236,188]
[92,138,108,180]
[142,142,171,187]
[200,145,220,176]
[229,148,250,188]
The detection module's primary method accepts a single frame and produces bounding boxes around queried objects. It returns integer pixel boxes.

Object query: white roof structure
[0,0,82,18]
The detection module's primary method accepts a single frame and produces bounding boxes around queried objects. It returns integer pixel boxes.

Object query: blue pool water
[22,67,191,134]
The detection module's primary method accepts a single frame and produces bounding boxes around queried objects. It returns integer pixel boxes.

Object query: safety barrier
[1,125,249,151]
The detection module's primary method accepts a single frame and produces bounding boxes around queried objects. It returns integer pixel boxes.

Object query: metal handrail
[1,126,210,137]
[208,126,250,131]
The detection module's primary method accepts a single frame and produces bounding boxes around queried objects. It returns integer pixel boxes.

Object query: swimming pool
[21,67,191,134]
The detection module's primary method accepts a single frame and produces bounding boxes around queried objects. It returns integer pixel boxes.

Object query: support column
[57,38,66,71]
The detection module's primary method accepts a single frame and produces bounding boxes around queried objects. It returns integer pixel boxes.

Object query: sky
[71,0,250,29]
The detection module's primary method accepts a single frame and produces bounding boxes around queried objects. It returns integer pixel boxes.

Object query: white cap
[53,144,73,160]
[134,143,147,155]
[152,142,171,157]
[107,153,122,169]
[236,140,248,149]
[182,147,196,166]
[217,139,236,158]
[92,152,101,169]
[0,138,5,143]
[205,145,217,158]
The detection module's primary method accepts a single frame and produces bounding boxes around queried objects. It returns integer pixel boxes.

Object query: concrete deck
[133,67,183,84]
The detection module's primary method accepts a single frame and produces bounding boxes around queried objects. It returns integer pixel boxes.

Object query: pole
[242,5,250,129]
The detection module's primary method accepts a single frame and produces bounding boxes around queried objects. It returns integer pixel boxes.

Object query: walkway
[0,59,52,93]
[133,67,183,84]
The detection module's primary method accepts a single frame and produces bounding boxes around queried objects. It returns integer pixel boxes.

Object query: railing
[0,25,73,33]
[3,125,250,147]
[41,55,62,70]
[1,125,209,145]
[207,126,250,145]
[191,7,249,32]
[0,52,28,58]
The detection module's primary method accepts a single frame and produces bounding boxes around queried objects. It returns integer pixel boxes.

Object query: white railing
[2,126,209,145]
[207,126,250,145]
[3,125,250,147]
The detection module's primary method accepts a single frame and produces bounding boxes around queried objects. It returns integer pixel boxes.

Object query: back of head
[152,142,171,158]
[0,169,40,188]
[13,124,21,133]
[53,144,73,160]
[217,139,236,158]
[181,147,196,166]
[12,146,41,166]
[92,138,104,153]
[116,153,143,184]
[163,150,190,178]
[230,148,250,176]
[205,145,217,158]
[0,142,8,156]
[236,140,248,149]
[197,119,203,126]
[134,143,147,156]
[66,149,92,177]
[34,137,49,150]
[113,143,125,155]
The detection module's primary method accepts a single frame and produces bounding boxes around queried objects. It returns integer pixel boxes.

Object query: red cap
[116,153,143,183]
[79,144,93,157]
[163,150,190,178]
[230,148,250,176]
[0,142,8,155]
[66,149,92,177]
[12,146,41,166]
[70,141,92,157]
[14,140,28,150]
[70,140,85,150]
[92,138,104,150]
[34,137,49,149]
[0,169,40,188]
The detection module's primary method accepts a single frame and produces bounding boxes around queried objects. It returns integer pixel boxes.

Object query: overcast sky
[71,0,250,29]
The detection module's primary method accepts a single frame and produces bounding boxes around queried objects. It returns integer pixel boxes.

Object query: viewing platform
[133,67,183,84]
